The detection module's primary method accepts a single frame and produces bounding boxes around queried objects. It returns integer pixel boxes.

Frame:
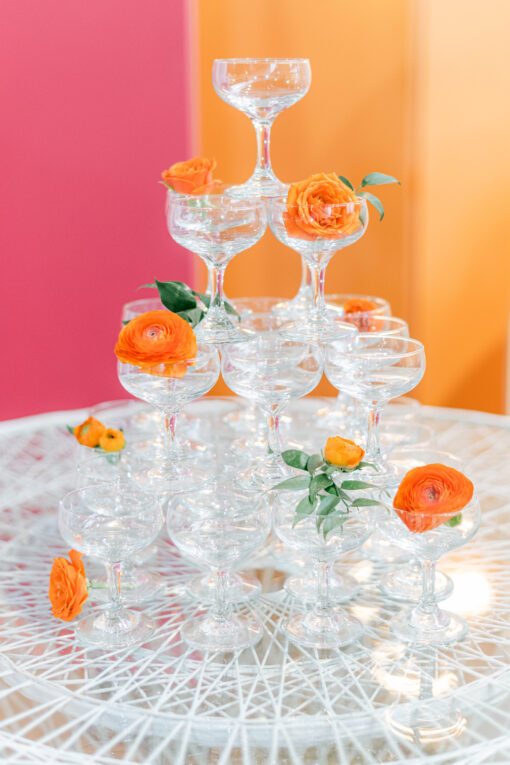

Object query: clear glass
[379,451,481,644]
[269,197,369,341]
[166,193,267,343]
[59,484,163,648]
[273,256,314,320]
[212,58,311,198]
[167,483,271,651]
[274,492,372,648]
[221,314,324,488]
[118,344,220,492]
[325,335,425,484]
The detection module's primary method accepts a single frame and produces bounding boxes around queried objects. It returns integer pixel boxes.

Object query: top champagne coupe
[212,58,311,198]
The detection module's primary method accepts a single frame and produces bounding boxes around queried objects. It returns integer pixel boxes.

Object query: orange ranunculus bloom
[73,417,106,447]
[115,310,197,376]
[284,172,361,241]
[342,297,381,332]
[394,463,474,533]
[99,428,125,452]
[343,298,379,315]
[324,436,365,469]
[161,156,222,195]
[49,550,88,622]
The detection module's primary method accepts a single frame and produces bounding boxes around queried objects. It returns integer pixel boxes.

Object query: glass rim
[270,198,367,210]
[346,336,425,357]
[213,57,310,65]
[392,496,477,520]
[60,483,158,503]
[167,191,267,211]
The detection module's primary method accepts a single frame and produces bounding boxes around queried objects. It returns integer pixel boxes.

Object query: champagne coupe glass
[59,484,163,648]
[378,448,460,604]
[269,197,369,341]
[221,315,326,489]
[166,193,267,344]
[118,344,220,493]
[167,483,271,651]
[274,492,372,648]
[379,455,481,644]
[273,257,314,320]
[212,58,311,198]
[325,336,425,484]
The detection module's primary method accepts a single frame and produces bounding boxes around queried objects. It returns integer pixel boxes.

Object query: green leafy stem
[272,448,383,539]
[137,279,239,329]
[339,171,401,222]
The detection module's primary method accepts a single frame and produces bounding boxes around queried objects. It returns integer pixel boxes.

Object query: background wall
[195,0,510,412]
[0,0,192,420]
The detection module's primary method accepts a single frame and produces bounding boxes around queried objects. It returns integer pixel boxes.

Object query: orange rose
[115,310,197,377]
[343,298,379,315]
[161,156,222,195]
[342,297,381,332]
[99,428,125,452]
[73,417,106,447]
[49,550,88,622]
[394,463,474,533]
[324,436,365,469]
[284,172,361,240]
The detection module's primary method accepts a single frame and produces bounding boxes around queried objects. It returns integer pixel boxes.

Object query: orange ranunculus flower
[343,298,379,315]
[73,417,106,447]
[115,310,197,376]
[324,436,365,469]
[161,156,222,195]
[284,172,361,241]
[342,297,381,332]
[394,463,474,533]
[49,550,88,622]
[99,428,125,452]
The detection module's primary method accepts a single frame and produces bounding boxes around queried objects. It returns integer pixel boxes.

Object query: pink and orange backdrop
[2,0,510,420]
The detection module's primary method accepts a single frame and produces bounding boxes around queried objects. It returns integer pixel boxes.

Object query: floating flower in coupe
[115,309,197,377]
[161,156,222,195]
[73,417,106,447]
[284,172,361,241]
[99,428,125,452]
[394,464,474,533]
[343,297,379,315]
[342,297,381,332]
[49,550,88,622]
[324,436,365,469]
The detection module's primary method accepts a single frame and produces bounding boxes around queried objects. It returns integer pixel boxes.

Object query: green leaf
[176,307,204,328]
[66,425,75,435]
[324,464,341,477]
[358,172,401,189]
[271,475,311,491]
[341,480,378,490]
[191,290,211,308]
[351,498,383,507]
[122,319,131,325]
[282,449,309,471]
[324,483,340,496]
[338,175,354,190]
[318,494,340,516]
[357,192,385,221]
[139,283,157,289]
[323,515,346,539]
[358,461,377,470]
[310,473,333,502]
[224,300,241,319]
[444,513,462,528]
[307,453,324,475]
[155,279,197,313]
[336,489,351,502]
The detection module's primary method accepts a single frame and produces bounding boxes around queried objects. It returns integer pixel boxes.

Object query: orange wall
[193,0,510,412]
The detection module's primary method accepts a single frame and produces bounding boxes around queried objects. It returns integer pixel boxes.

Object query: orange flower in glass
[73,416,106,447]
[115,310,197,378]
[49,550,88,622]
[343,298,379,315]
[343,297,380,332]
[394,463,474,533]
[99,428,125,452]
[324,436,365,469]
[284,172,361,241]
[161,157,222,195]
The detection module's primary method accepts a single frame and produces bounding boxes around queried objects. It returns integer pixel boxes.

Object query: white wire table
[0,399,509,764]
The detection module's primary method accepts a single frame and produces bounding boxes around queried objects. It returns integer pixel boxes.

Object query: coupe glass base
[391,608,468,645]
[283,608,363,649]
[74,610,155,649]
[186,572,261,604]
[226,176,287,199]
[91,569,166,604]
[195,322,252,345]
[386,699,467,744]
[381,565,453,603]
[285,571,360,604]
[239,461,293,491]
[181,614,263,652]
[130,462,213,494]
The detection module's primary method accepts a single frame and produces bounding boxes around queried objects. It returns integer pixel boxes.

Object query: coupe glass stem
[163,412,178,463]
[212,569,231,623]
[104,561,124,629]
[365,404,384,463]
[254,119,273,179]
[310,263,327,322]
[266,406,282,461]
[314,560,331,616]
[300,257,312,292]
[418,560,437,616]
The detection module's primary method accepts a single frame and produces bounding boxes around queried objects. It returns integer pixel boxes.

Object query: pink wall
[0,1,193,420]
